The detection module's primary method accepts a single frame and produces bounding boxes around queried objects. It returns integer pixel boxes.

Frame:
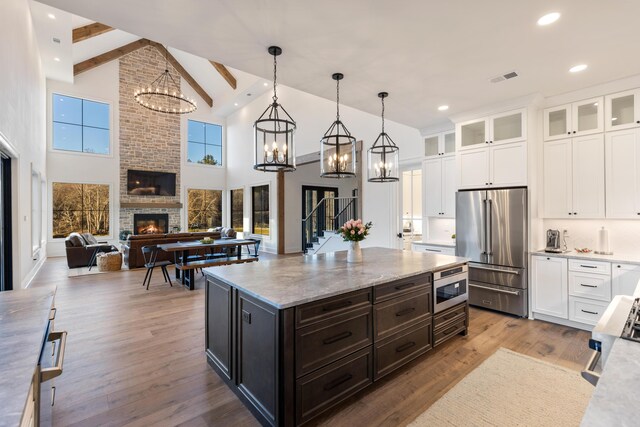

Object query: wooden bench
[175,256,258,290]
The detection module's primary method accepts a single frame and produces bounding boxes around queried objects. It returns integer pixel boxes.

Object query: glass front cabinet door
[424,135,440,158]
[605,89,640,131]
[490,109,525,145]
[544,105,572,141]
[458,118,488,150]
[443,131,456,155]
[572,97,604,136]
[424,131,456,158]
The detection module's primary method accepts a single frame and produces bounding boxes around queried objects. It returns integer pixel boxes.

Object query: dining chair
[141,245,173,290]
[246,238,261,258]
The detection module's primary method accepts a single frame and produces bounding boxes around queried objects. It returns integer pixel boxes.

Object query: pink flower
[358,230,363,235]
[350,230,355,235]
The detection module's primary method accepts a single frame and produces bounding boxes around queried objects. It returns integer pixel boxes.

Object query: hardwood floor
[31,256,592,427]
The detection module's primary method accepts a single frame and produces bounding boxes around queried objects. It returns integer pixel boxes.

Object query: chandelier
[367,92,399,183]
[133,45,197,114]
[320,73,356,178]
[254,46,296,172]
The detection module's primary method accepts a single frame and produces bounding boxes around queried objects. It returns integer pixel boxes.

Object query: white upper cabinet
[605,89,640,132]
[458,109,525,151]
[544,97,603,141]
[458,147,490,189]
[424,130,456,159]
[543,135,605,218]
[423,156,456,218]
[458,142,526,189]
[605,128,640,218]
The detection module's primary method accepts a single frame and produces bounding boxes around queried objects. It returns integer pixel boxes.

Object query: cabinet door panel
[612,263,640,296]
[206,279,233,379]
[544,105,571,141]
[443,131,456,155]
[605,90,639,131]
[572,134,605,218]
[423,158,442,217]
[572,97,603,136]
[458,148,489,189]
[543,139,572,218]
[605,129,640,218]
[442,157,456,218]
[491,110,525,145]
[424,135,440,158]
[489,142,526,187]
[458,119,488,150]
[532,256,568,319]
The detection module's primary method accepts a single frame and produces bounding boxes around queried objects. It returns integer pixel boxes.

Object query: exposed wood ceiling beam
[209,61,237,89]
[73,39,214,108]
[74,38,149,75]
[72,22,114,43]
[148,41,213,107]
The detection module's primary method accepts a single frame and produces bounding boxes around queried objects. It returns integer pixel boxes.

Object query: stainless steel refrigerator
[456,187,528,317]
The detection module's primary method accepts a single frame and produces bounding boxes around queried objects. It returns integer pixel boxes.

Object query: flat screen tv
[127,170,176,196]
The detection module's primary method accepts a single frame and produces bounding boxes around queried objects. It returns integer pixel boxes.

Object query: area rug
[408,348,593,427]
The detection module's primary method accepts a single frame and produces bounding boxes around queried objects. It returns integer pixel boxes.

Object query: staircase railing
[302,196,358,254]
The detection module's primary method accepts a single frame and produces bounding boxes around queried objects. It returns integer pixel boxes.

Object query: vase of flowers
[338,219,372,263]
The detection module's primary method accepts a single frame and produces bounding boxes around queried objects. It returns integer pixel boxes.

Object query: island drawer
[433,317,467,347]
[296,306,373,377]
[433,302,467,330]
[374,319,432,380]
[373,273,432,303]
[374,288,431,339]
[295,288,372,328]
[296,346,373,425]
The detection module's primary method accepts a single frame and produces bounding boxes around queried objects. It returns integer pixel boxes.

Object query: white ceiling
[32,0,640,129]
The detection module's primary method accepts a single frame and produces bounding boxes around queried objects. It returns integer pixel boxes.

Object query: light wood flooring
[30,256,592,427]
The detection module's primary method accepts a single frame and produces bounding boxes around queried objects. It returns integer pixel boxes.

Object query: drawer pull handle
[396,341,416,353]
[581,309,599,315]
[395,282,416,291]
[396,307,416,317]
[41,331,68,383]
[579,265,598,269]
[441,312,458,321]
[323,331,353,345]
[49,307,57,321]
[323,373,353,391]
[580,284,598,288]
[425,249,441,252]
[322,300,352,312]
[442,325,460,335]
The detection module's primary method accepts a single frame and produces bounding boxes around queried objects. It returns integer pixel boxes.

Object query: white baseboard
[21,255,46,289]
[533,312,593,332]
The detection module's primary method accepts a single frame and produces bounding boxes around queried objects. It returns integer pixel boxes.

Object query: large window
[188,189,222,231]
[252,185,269,236]
[52,94,110,155]
[52,183,110,238]
[230,189,244,232]
[187,120,223,166]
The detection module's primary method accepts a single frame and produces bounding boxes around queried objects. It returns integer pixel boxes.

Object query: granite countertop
[581,338,640,427]
[0,286,56,427]
[532,249,640,266]
[413,240,456,248]
[204,247,468,309]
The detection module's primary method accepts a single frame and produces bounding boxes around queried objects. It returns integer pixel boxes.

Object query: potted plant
[337,219,372,263]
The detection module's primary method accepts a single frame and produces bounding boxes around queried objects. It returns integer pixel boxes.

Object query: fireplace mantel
[120,202,183,209]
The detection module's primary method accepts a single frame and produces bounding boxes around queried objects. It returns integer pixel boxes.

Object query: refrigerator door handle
[481,198,487,256]
[487,199,493,257]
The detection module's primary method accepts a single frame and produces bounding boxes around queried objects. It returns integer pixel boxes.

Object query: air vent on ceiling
[490,71,519,83]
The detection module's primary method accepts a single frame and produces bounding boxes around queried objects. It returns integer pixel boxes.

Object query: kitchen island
[203,247,469,426]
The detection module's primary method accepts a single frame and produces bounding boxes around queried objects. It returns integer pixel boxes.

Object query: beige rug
[409,348,593,427]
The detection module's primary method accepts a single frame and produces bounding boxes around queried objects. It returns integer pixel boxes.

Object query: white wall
[226,84,422,252]
[0,0,47,288]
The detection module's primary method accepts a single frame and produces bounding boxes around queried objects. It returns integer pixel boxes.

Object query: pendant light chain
[381,95,385,134]
[272,53,278,104]
[336,77,340,121]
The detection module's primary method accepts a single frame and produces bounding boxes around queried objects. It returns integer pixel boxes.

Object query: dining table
[158,238,258,290]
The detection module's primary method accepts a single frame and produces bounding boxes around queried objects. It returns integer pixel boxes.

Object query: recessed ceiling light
[569,64,588,73]
[234,103,238,106]
[263,82,268,87]
[53,57,60,62]
[47,13,56,19]
[612,117,618,121]
[537,12,560,26]
[438,105,449,111]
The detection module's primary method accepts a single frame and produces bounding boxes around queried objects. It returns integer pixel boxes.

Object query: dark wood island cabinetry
[204,248,468,426]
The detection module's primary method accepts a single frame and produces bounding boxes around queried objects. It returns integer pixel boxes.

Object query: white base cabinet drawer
[411,244,455,256]
[568,271,611,301]
[568,296,609,325]
[568,259,611,275]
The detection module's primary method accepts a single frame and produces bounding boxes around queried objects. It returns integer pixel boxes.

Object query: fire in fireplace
[133,213,169,235]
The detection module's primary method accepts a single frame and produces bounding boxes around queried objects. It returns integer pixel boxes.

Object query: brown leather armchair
[65,232,116,269]
[122,231,221,269]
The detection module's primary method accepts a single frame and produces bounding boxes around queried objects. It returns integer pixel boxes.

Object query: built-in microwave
[433,265,469,313]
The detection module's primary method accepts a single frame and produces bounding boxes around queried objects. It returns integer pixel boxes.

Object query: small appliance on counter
[544,229,565,253]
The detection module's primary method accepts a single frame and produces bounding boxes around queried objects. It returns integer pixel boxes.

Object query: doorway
[302,185,338,250]
[0,154,12,291]
[399,166,423,251]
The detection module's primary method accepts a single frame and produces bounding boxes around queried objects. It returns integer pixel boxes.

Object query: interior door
[302,186,338,248]
[0,155,11,291]
[400,167,422,250]
[455,190,486,263]
[487,188,526,269]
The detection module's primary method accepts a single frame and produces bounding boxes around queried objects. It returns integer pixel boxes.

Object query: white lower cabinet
[568,271,611,301]
[532,255,568,318]
[411,243,455,256]
[612,263,640,296]
[568,296,609,326]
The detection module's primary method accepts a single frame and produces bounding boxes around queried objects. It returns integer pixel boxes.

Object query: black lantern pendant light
[367,92,399,182]
[320,73,356,178]
[254,46,296,172]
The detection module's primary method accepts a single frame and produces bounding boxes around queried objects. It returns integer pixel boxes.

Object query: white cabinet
[458,109,525,151]
[424,131,455,159]
[411,243,455,256]
[605,89,640,131]
[532,255,568,319]
[543,97,604,141]
[568,297,609,326]
[424,157,456,217]
[459,142,526,189]
[612,263,640,296]
[605,128,640,218]
[543,134,605,218]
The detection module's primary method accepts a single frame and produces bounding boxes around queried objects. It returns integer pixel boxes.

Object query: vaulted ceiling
[32,0,640,130]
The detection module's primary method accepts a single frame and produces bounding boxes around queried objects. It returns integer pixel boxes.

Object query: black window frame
[187,119,223,166]
[251,185,270,236]
[187,188,223,232]
[230,188,244,232]
[51,182,110,238]
[52,93,111,155]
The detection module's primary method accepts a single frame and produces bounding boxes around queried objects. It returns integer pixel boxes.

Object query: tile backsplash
[542,219,640,255]
[425,217,456,242]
